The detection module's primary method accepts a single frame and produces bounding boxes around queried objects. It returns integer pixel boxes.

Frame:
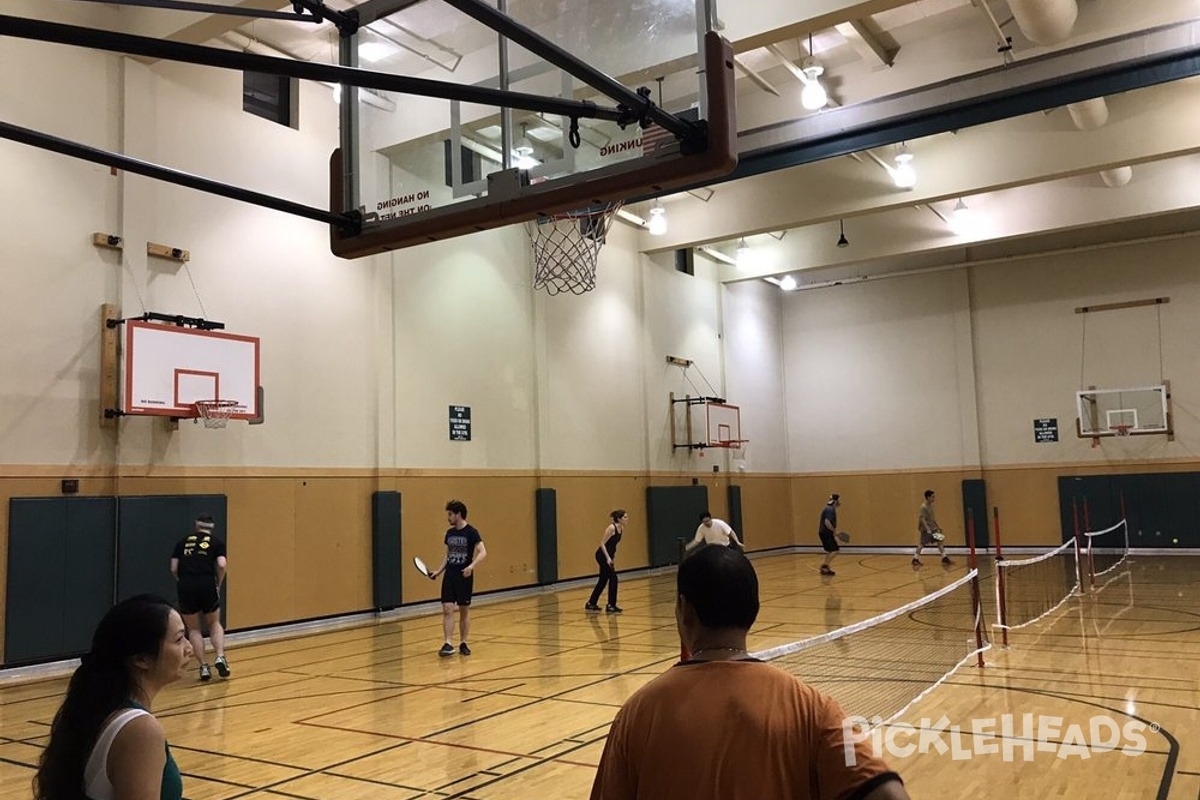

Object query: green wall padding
[372,491,402,609]
[5,498,116,664]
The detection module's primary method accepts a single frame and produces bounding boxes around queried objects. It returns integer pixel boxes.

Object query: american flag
[641,123,677,156]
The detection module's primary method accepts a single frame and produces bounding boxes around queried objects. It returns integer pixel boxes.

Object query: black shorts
[819,531,840,553]
[177,576,220,615]
[441,569,474,606]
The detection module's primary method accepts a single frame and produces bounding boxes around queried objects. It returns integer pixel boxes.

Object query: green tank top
[125,701,183,800]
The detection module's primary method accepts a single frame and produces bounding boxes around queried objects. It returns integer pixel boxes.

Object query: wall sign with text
[1034,418,1058,443]
[450,405,471,441]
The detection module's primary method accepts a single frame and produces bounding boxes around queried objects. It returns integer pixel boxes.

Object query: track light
[892,143,916,189]
[647,201,668,236]
[836,219,849,248]
[736,237,751,270]
[514,123,537,170]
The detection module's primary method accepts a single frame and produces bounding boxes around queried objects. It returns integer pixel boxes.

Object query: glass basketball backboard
[1075,385,1170,438]
[333,0,735,256]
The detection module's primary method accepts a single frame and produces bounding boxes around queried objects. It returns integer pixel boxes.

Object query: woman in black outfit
[586,509,627,613]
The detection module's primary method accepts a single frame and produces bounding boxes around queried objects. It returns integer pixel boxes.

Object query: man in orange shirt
[590,545,909,800]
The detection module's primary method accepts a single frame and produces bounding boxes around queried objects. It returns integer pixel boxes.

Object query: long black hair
[34,594,176,800]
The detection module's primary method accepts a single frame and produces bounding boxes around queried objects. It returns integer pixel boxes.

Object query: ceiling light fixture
[736,237,751,270]
[779,275,798,291]
[647,200,668,236]
[799,34,828,111]
[514,123,537,170]
[948,198,975,236]
[836,219,849,248]
[892,143,916,189]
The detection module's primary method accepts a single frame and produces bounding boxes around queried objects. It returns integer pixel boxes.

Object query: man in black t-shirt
[428,499,487,657]
[818,494,841,576]
[170,514,229,681]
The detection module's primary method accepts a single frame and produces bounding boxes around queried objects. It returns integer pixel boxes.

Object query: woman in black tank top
[587,509,627,613]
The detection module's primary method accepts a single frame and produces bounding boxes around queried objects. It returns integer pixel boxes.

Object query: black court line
[985,684,1179,800]
[0,754,37,770]
[460,682,526,701]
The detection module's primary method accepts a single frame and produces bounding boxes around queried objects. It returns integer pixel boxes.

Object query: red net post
[966,514,986,668]
[993,506,1008,647]
[1080,496,1089,592]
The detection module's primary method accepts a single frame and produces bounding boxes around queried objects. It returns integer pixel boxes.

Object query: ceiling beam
[733,55,781,97]
[834,19,894,67]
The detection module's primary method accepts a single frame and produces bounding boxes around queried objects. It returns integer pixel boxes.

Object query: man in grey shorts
[912,490,951,567]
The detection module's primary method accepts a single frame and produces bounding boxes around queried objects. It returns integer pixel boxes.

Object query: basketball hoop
[526,202,622,295]
[193,399,239,429]
[1111,424,1132,437]
[718,439,749,456]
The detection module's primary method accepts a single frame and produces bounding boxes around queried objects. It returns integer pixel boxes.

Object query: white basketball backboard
[705,402,743,447]
[124,322,260,419]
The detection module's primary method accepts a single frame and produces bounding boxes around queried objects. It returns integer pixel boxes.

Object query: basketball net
[194,399,238,429]
[526,203,622,295]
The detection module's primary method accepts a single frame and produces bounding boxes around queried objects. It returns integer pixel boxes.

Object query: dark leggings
[589,549,618,607]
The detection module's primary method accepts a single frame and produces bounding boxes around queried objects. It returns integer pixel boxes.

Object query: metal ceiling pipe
[1066,97,1108,130]
[1100,166,1134,188]
[1008,0,1078,45]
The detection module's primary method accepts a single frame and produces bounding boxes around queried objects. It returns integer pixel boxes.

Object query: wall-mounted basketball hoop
[1076,383,1172,448]
[669,392,747,454]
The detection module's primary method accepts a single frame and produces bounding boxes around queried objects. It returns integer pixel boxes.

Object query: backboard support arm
[0,120,357,231]
[0,15,633,124]
[439,0,700,138]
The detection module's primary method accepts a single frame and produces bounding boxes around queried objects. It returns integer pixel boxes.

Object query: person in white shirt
[686,511,743,552]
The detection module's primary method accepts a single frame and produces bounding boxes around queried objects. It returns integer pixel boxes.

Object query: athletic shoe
[605,605,623,614]
[214,655,230,678]
[585,603,601,612]
[819,566,835,576]
[941,556,952,566]
[438,643,455,657]
[911,558,922,567]
[199,663,212,682]
[459,642,471,656]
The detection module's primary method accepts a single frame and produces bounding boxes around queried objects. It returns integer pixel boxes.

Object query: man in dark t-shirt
[818,494,841,576]
[428,499,487,657]
[170,514,229,681]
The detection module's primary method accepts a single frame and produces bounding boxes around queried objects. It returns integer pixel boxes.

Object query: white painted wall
[970,236,1200,465]
[723,281,789,472]
[780,268,979,472]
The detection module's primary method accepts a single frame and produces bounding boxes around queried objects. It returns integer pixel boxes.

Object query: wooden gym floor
[0,552,1196,799]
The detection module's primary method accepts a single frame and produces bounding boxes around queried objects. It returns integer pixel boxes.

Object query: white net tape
[1085,519,1129,580]
[995,538,1079,632]
[526,203,621,295]
[752,569,988,726]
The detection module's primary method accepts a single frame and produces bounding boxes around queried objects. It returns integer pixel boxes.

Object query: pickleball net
[994,537,1080,642]
[1084,519,1130,585]
[751,570,988,726]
